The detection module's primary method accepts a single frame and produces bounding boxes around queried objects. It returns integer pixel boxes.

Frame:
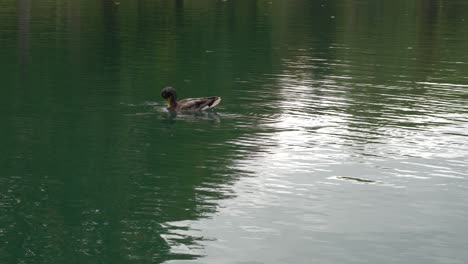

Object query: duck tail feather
[210,97,221,108]
[200,97,222,110]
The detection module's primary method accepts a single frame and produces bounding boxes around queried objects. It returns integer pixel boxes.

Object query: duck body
[161,87,221,112]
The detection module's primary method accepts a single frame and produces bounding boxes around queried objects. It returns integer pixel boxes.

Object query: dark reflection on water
[1,0,468,263]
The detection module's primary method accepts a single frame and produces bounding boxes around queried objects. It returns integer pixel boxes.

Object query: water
[1,1,468,263]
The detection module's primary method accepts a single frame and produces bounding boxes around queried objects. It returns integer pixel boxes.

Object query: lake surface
[1,1,468,263]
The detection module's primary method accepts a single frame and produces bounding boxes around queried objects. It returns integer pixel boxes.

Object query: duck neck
[167,96,177,110]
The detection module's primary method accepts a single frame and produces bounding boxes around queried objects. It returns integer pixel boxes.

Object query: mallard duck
[161,87,221,111]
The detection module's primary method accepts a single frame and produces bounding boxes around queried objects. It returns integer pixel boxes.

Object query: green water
[1,1,468,263]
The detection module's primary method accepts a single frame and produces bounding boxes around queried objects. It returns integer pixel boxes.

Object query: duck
[161,87,222,112]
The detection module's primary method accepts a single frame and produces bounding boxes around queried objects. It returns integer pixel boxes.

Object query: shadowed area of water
[1,0,468,263]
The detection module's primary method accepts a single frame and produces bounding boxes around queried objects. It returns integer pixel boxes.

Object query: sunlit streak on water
[162,49,468,259]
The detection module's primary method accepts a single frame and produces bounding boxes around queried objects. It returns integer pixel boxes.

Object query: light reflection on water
[163,51,468,263]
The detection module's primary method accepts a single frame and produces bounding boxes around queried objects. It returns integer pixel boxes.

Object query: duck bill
[165,98,171,106]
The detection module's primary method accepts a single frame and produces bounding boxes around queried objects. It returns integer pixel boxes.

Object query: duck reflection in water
[163,108,221,124]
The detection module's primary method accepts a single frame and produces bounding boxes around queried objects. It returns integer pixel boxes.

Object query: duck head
[161,87,177,107]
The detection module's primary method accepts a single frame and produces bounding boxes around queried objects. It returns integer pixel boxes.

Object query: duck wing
[177,96,221,111]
